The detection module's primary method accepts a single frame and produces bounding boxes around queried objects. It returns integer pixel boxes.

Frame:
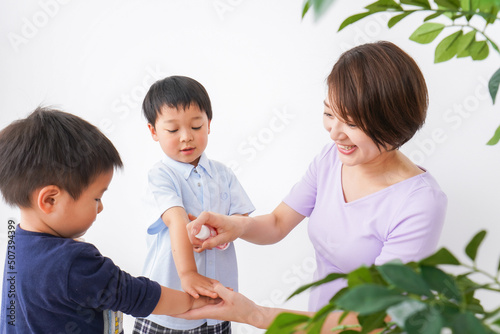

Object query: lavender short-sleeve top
[283,143,447,311]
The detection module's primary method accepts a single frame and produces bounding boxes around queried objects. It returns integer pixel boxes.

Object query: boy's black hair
[0,106,123,208]
[142,75,212,127]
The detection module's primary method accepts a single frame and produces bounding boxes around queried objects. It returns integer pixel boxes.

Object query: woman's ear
[37,185,62,214]
[148,123,159,141]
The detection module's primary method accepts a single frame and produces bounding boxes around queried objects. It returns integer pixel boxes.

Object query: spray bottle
[195,225,229,250]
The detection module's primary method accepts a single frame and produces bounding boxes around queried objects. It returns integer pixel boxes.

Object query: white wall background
[1,0,499,333]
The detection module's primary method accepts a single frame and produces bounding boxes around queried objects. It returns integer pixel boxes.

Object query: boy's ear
[37,185,62,214]
[207,120,211,135]
[148,123,159,141]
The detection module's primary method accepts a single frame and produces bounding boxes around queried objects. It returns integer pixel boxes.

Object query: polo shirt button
[197,183,201,187]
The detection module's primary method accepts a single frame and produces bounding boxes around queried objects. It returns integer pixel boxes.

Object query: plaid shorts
[133,318,231,334]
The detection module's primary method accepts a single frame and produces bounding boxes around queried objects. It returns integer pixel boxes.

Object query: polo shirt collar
[161,153,212,180]
[197,153,213,178]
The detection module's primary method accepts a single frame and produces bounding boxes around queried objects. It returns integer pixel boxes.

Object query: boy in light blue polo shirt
[134,76,254,334]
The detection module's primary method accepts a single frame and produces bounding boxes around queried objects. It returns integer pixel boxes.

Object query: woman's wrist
[238,215,253,239]
[243,305,277,329]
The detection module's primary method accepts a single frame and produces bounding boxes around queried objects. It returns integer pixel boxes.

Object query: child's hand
[191,295,222,310]
[180,271,219,299]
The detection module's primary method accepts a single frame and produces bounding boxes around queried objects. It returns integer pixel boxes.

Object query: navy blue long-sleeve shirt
[1,225,161,333]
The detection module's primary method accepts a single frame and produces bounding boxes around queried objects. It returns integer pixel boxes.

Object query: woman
[183,41,447,331]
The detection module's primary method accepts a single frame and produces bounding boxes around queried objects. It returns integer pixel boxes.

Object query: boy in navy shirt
[0,107,215,333]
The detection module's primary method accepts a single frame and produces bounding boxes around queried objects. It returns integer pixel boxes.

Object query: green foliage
[266,230,500,333]
[465,229,487,261]
[301,0,500,145]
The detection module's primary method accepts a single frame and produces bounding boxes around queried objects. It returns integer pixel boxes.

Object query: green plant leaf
[357,311,387,333]
[365,0,404,11]
[488,67,500,104]
[486,4,499,24]
[469,40,490,60]
[476,6,500,24]
[461,0,470,11]
[486,125,500,145]
[404,306,444,334]
[377,263,433,297]
[310,0,337,20]
[302,0,312,18]
[455,275,486,315]
[409,22,445,44]
[387,299,427,328]
[338,310,350,324]
[388,11,415,28]
[420,265,462,301]
[451,311,488,334]
[456,30,476,57]
[305,312,329,333]
[465,230,487,261]
[347,266,375,288]
[497,255,500,275]
[457,47,470,58]
[288,272,346,300]
[267,312,309,333]
[310,301,338,323]
[488,38,500,53]
[457,30,476,52]
[435,30,463,63]
[435,0,460,9]
[335,284,408,315]
[338,12,375,31]
[401,0,431,9]
[419,248,461,266]
[451,13,465,19]
[440,303,461,325]
[329,286,349,304]
[462,0,475,20]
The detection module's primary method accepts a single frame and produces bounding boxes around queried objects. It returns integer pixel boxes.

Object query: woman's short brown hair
[327,41,428,150]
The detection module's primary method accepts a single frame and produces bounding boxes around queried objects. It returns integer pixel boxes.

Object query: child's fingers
[186,288,200,299]
[195,287,219,299]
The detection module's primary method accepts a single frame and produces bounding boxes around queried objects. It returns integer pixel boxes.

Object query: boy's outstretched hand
[180,271,219,299]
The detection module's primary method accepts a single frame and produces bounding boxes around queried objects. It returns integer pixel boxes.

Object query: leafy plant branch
[267,230,500,333]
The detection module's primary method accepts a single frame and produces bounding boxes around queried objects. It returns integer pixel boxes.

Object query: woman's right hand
[186,212,246,253]
[178,283,270,329]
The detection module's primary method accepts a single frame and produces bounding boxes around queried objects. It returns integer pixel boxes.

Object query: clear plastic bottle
[195,225,229,250]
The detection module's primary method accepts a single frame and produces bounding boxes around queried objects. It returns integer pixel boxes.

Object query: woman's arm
[178,283,362,333]
[240,202,305,244]
[187,202,305,251]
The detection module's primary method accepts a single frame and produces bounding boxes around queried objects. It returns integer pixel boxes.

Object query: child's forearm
[162,207,198,276]
[151,286,194,315]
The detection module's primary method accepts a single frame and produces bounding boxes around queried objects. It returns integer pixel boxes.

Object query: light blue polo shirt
[142,153,255,330]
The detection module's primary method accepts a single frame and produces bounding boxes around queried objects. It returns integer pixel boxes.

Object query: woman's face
[323,96,386,167]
